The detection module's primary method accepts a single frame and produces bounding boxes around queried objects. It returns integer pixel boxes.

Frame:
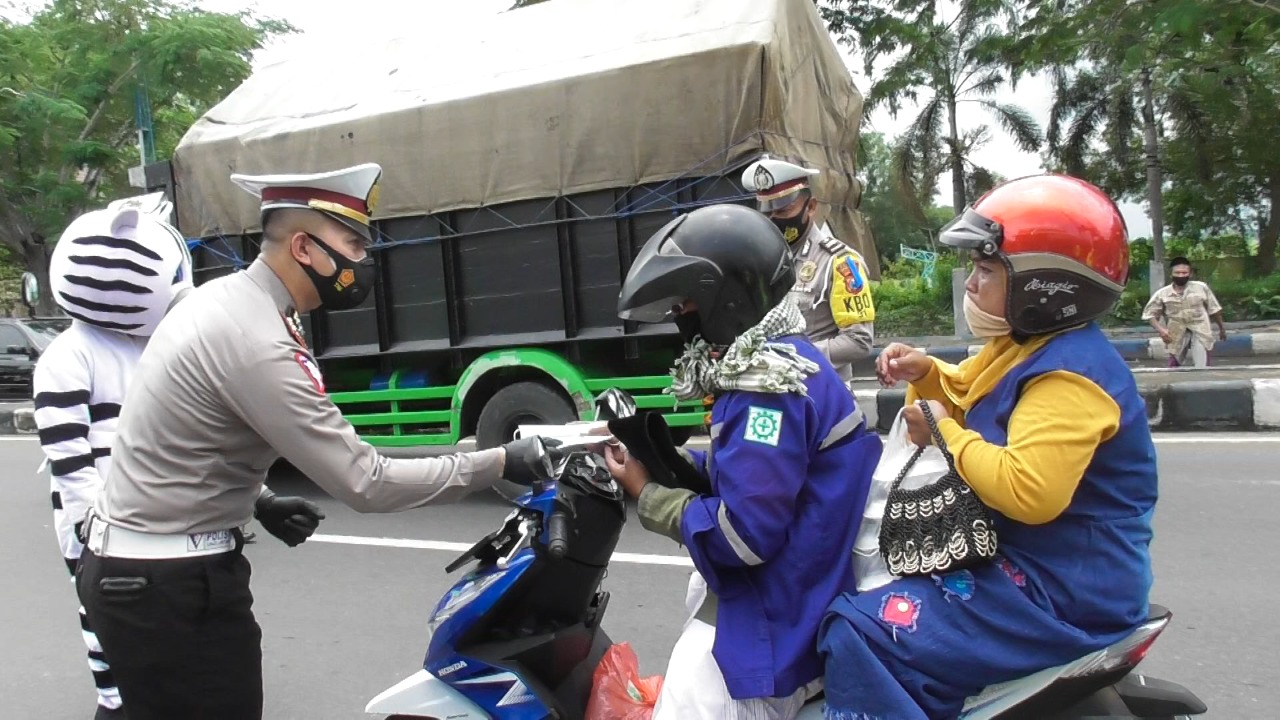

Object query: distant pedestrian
[1142,257,1227,368]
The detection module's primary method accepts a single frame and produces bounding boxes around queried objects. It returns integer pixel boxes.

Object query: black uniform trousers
[76,539,263,720]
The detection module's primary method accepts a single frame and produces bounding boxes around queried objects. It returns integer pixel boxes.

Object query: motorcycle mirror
[593,388,638,421]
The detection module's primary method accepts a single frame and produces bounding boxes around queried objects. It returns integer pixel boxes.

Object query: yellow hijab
[908,334,1057,414]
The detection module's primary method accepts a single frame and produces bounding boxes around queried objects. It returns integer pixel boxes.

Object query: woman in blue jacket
[604,204,882,719]
[819,175,1158,719]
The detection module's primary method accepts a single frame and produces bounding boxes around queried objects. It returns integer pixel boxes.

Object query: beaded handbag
[878,400,998,576]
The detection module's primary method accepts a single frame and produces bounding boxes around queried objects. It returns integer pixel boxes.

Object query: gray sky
[195,0,1152,237]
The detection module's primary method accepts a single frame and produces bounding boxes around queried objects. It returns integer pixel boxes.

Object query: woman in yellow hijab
[819,176,1159,720]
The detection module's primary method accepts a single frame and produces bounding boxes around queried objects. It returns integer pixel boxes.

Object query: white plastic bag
[852,407,951,591]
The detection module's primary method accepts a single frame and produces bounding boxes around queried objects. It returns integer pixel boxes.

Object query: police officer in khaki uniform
[742,156,876,384]
[76,163,558,720]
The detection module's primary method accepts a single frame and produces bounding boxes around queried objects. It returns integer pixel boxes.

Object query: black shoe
[94,705,126,719]
[243,526,257,544]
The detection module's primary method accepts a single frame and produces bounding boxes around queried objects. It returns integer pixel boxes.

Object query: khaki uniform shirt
[98,259,504,534]
[787,224,876,381]
[1142,281,1223,353]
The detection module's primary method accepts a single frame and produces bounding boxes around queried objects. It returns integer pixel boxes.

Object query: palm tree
[1045,61,1172,281]
[1027,0,1256,283]
[875,9,1042,217]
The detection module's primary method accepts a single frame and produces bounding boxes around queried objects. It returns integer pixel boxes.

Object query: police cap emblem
[753,164,775,191]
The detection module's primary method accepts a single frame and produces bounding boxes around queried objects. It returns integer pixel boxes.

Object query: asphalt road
[1,434,1277,719]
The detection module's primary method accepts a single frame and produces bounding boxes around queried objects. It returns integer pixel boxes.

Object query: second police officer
[742,156,877,387]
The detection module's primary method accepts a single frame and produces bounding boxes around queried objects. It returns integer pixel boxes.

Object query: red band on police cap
[261,187,368,215]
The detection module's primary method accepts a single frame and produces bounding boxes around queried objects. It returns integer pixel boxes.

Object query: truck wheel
[476,381,576,501]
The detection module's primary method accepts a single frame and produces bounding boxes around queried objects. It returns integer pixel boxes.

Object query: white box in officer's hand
[514,421,615,449]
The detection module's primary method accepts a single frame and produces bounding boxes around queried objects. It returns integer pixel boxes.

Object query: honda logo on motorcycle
[437,660,468,676]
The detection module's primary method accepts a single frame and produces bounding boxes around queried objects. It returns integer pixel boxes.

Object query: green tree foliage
[1015,0,1280,274]
[0,0,292,313]
[821,1,1041,216]
[1017,0,1215,270]
[1158,7,1280,274]
[858,131,968,266]
[860,131,928,258]
[821,0,1280,278]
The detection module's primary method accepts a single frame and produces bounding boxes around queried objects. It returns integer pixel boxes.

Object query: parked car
[0,317,71,399]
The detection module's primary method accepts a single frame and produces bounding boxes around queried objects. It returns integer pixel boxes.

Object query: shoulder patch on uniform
[294,351,325,394]
[829,251,875,326]
[837,255,866,294]
[819,236,854,255]
[743,406,783,446]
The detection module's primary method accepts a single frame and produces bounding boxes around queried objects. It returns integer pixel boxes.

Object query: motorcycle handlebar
[547,510,570,559]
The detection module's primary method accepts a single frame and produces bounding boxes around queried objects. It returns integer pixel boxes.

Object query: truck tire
[476,381,576,501]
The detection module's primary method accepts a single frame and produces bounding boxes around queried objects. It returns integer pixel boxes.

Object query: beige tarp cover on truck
[173,0,877,274]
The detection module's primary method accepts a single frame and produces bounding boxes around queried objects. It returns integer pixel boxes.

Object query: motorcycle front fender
[365,669,489,718]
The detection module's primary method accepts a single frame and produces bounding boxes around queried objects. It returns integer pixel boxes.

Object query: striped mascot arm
[33,344,100,571]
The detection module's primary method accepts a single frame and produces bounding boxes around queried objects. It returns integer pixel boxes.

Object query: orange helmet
[939,174,1129,336]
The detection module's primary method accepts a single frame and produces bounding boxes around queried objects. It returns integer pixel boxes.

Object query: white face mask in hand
[963,294,1011,338]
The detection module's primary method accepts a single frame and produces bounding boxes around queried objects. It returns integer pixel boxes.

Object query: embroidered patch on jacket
[998,557,1027,588]
[743,406,783,446]
[838,256,865,293]
[294,351,325,394]
[879,592,921,633]
[933,569,975,601]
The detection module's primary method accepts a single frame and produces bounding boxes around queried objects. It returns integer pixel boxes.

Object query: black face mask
[771,214,810,244]
[302,233,376,310]
[674,312,704,344]
[1172,275,1190,287]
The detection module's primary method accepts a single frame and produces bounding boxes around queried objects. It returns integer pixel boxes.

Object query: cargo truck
[145,0,873,494]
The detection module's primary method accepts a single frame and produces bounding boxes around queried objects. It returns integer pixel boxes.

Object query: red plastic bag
[585,642,664,720]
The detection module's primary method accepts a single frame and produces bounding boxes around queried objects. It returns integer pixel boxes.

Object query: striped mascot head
[49,194,194,336]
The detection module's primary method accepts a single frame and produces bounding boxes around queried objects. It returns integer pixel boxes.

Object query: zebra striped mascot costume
[34,194,192,719]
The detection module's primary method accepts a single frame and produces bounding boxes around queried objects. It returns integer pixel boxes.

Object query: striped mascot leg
[52,487,124,716]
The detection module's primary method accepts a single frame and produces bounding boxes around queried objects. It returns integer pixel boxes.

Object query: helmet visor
[617,216,719,323]
[940,207,1003,256]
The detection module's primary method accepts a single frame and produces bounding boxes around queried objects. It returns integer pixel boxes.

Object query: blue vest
[681,336,882,699]
[965,323,1157,637]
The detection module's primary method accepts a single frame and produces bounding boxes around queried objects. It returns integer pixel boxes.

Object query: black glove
[501,436,563,486]
[608,411,712,495]
[254,490,325,548]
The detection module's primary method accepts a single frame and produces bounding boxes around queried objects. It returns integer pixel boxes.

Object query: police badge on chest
[798,261,818,283]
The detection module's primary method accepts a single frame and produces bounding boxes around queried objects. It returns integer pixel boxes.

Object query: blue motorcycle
[365,391,633,720]
[366,389,1206,720]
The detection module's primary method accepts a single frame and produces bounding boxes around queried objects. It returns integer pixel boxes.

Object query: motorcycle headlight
[428,571,505,635]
